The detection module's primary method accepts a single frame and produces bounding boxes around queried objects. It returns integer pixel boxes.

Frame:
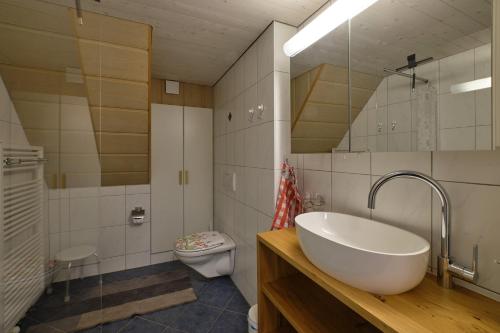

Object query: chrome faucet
[368,170,478,289]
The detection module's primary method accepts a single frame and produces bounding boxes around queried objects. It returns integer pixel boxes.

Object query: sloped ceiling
[38,0,327,85]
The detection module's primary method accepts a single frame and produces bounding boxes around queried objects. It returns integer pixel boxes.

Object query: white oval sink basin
[295,212,430,295]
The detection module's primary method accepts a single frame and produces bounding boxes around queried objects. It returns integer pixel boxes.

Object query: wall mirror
[290,0,492,153]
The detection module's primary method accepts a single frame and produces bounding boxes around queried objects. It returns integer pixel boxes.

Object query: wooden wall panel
[96,132,149,154]
[101,172,149,186]
[86,76,149,110]
[151,78,214,108]
[79,40,149,82]
[71,9,150,50]
[91,107,148,133]
[100,154,149,172]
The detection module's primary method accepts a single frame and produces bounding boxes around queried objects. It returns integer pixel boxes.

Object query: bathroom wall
[213,22,296,304]
[338,43,492,152]
[48,184,159,281]
[289,151,500,300]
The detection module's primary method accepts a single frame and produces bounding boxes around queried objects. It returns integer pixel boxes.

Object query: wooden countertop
[257,228,500,333]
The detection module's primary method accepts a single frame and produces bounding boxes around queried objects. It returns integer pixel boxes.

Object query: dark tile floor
[19,261,250,333]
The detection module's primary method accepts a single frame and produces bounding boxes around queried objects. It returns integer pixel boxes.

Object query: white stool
[53,245,100,302]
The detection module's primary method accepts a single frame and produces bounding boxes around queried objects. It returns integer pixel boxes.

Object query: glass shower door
[0,0,104,331]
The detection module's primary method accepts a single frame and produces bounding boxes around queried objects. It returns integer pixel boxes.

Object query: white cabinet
[151,104,213,253]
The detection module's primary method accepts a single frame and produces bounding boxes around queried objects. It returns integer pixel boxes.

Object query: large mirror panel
[291,19,350,153]
[290,0,492,153]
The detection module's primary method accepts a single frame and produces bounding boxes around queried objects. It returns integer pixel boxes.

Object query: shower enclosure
[0,0,151,331]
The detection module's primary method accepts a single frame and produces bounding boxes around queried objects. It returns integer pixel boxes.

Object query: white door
[151,104,184,253]
[183,107,213,235]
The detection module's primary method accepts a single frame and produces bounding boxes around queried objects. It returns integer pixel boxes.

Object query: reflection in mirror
[290,0,492,153]
[291,20,351,153]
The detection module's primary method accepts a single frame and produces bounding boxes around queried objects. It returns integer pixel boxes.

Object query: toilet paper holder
[131,206,145,225]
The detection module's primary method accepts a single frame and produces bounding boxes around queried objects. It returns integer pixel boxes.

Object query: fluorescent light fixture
[283,0,380,57]
[450,77,491,94]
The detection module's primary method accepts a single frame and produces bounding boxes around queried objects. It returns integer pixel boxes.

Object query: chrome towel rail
[3,157,48,167]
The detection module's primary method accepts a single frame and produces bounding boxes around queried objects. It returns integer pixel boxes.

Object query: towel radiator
[1,144,46,332]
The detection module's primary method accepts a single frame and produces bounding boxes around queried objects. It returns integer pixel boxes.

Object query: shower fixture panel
[384,54,433,91]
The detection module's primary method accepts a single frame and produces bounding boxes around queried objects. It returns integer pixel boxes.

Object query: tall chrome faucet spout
[368,170,478,289]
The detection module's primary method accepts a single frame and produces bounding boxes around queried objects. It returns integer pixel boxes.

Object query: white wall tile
[274,121,291,169]
[234,130,246,166]
[125,193,150,223]
[432,151,500,185]
[388,132,411,152]
[70,197,99,230]
[388,101,411,133]
[333,152,370,174]
[258,73,274,123]
[100,186,125,196]
[126,222,150,254]
[351,107,367,137]
[274,71,291,121]
[244,45,258,89]
[257,26,274,81]
[226,132,235,165]
[126,252,151,269]
[476,89,492,126]
[439,49,474,94]
[439,127,475,151]
[99,226,125,258]
[150,251,174,265]
[432,182,500,293]
[258,122,274,169]
[244,84,258,127]
[351,136,368,152]
[371,177,432,245]
[388,74,411,104]
[125,184,150,195]
[303,153,332,171]
[244,206,259,247]
[376,80,388,107]
[371,152,431,176]
[99,256,126,275]
[303,170,332,211]
[439,92,475,129]
[475,43,491,79]
[476,126,492,150]
[274,22,295,74]
[100,195,126,227]
[332,172,371,218]
[70,187,99,198]
[244,126,258,168]
[258,169,276,217]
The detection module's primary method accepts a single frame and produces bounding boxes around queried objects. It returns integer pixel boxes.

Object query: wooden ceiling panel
[41,0,325,85]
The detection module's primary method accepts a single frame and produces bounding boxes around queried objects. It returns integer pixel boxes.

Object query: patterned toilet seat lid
[175,231,225,252]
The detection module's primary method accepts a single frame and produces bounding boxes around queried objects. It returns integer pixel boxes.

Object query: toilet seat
[175,231,224,252]
[175,232,235,258]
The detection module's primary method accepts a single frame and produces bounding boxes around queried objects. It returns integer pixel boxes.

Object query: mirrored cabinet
[290,0,495,154]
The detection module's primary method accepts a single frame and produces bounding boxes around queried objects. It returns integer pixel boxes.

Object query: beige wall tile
[432,181,500,293]
[371,152,431,176]
[432,151,500,185]
[332,172,371,218]
[332,151,370,174]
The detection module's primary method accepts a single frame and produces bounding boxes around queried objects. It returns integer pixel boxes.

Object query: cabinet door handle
[179,170,183,185]
[184,170,189,185]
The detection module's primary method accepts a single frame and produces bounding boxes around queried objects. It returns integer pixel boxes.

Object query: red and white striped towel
[271,161,302,230]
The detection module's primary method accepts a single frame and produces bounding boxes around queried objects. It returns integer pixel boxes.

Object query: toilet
[174,231,236,278]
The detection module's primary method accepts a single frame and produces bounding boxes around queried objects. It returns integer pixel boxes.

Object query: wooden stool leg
[64,262,72,303]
